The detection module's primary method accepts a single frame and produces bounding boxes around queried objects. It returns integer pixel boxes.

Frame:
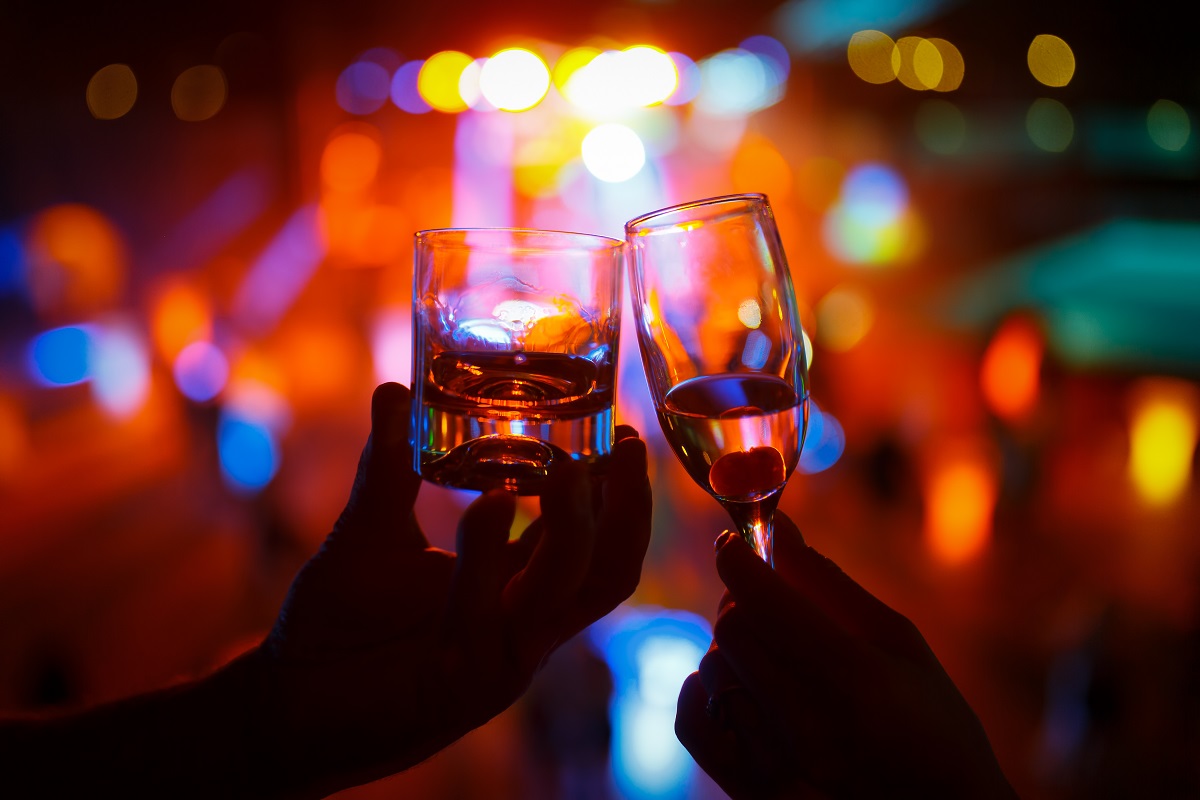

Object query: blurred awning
[937,217,1200,375]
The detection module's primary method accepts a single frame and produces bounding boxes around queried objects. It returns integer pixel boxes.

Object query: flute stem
[721,493,781,567]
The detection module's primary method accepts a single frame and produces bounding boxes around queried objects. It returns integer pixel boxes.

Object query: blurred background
[1,0,1198,797]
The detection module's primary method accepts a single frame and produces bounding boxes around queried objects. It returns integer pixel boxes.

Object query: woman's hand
[675,513,1018,799]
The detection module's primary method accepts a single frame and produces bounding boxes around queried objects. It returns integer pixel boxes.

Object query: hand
[251,382,652,798]
[675,514,1018,800]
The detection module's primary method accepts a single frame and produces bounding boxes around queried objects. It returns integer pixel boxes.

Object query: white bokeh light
[479,48,550,111]
[581,123,646,183]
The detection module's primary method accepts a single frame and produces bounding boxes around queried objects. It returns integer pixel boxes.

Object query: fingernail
[714,530,736,553]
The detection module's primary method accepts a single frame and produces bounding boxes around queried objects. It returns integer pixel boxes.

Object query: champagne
[416,349,614,493]
[658,374,807,503]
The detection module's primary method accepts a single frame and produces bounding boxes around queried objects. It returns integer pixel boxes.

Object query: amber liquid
[415,350,614,493]
[657,374,807,503]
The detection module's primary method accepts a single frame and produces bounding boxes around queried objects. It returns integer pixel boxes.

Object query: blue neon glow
[217,413,280,493]
[27,325,94,386]
[590,606,712,800]
[774,0,956,56]
[0,226,22,295]
[799,401,845,474]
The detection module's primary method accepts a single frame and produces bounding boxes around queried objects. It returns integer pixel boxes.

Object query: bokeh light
[1027,97,1074,152]
[1147,99,1191,152]
[665,52,701,105]
[730,135,793,199]
[896,36,943,91]
[816,286,874,351]
[1027,34,1075,88]
[1127,378,1198,507]
[336,60,392,115]
[822,162,917,266]
[695,48,783,115]
[623,45,679,107]
[592,607,711,800]
[391,61,431,113]
[90,320,150,418]
[150,278,212,360]
[27,324,93,386]
[86,64,137,120]
[925,442,996,564]
[581,123,646,182]
[980,315,1043,422]
[25,203,127,317]
[171,65,227,121]
[916,98,967,154]
[479,48,550,112]
[419,50,474,113]
[174,340,230,402]
[927,38,964,91]
[798,401,845,474]
[320,125,383,193]
[847,30,899,85]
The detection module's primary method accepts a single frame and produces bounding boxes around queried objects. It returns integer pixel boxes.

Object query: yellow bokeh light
[171,65,227,121]
[815,286,874,351]
[847,30,899,85]
[480,48,550,112]
[553,47,601,93]
[927,38,964,91]
[1028,34,1075,87]
[1128,378,1198,507]
[418,51,474,113]
[87,64,137,119]
[896,37,943,91]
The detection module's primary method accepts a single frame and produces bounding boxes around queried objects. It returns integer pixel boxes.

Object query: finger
[772,512,936,666]
[504,457,596,626]
[575,435,652,619]
[448,490,517,636]
[676,672,758,798]
[715,532,865,681]
[335,382,428,549]
[677,670,805,799]
[697,641,740,697]
[712,603,837,779]
[614,423,639,442]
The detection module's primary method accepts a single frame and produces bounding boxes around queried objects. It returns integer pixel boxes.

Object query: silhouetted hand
[675,513,1018,800]
[1,380,650,799]
[250,381,652,798]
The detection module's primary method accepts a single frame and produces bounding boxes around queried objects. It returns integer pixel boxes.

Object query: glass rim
[624,192,769,235]
[415,226,623,252]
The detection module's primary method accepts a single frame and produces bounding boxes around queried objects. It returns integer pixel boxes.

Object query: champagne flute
[625,193,809,565]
